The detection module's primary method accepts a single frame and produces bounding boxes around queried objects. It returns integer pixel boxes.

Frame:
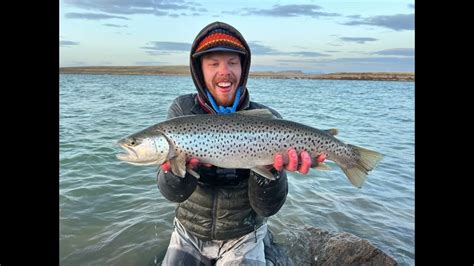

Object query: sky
[59,0,414,73]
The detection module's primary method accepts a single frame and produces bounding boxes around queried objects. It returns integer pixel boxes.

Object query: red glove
[272,148,326,175]
[160,157,212,172]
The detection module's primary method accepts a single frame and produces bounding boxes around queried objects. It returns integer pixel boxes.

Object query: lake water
[60,74,414,265]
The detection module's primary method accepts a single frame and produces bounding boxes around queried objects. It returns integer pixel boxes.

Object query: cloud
[103,23,128,28]
[373,48,414,57]
[347,15,361,19]
[340,37,378,44]
[241,4,340,18]
[249,42,329,57]
[63,0,197,16]
[142,41,191,55]
[60,40,80,47]
[65,12,130,20]
[248,42,279,55]
[343,13,414,31]
[288,51,330,57]
[189,7,208,12]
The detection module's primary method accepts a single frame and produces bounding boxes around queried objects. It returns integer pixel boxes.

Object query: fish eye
[129,138,137,146]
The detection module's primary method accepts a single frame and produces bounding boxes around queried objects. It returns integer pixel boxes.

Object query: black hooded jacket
[157,21,288,241]
[189,21,252,112]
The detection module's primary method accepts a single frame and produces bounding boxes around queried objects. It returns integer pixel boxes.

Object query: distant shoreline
[59,66,414,82]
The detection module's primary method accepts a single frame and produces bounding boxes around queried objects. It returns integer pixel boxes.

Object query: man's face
[201,52,242,106]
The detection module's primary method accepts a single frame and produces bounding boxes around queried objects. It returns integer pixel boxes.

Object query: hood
[190,21,251,111]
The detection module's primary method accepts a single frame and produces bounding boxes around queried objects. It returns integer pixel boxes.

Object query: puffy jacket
[156,21,288,241]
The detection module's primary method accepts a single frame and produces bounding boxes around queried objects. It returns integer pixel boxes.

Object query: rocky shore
[267,226,398,265]
[59,66,414,82]
[304,227,398,265]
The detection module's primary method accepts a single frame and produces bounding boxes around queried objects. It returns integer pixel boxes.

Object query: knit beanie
[192,28,247,58]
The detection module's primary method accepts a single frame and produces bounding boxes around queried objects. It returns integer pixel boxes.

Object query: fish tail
[341,144,384,188]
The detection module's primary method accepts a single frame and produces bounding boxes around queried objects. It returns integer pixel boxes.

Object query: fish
[116,109,383,188]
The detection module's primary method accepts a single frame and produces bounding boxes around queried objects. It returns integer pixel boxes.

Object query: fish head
[116,132,170,166]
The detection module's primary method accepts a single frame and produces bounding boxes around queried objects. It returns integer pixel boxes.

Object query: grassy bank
[59,66,414,81]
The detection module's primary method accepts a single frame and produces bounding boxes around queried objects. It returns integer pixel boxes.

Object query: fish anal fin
[314,162,331,170]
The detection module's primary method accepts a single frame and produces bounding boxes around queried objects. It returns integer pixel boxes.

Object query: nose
[217,63,230,75]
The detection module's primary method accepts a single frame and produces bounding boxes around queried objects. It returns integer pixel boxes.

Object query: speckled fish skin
[117,110,383,188]
[156,114,344,168]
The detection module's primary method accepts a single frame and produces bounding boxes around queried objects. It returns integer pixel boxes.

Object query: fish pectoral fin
[237,109,276,119]
[170,153,187,178]
[314,162,331,171]
[251,166,276,180]
[166,145,177,161]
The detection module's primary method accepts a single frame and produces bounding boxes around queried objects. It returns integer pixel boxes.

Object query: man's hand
[160,157,213,173]
[272,148,326,174]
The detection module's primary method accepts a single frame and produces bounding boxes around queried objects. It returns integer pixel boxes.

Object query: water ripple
[60,75,414,265]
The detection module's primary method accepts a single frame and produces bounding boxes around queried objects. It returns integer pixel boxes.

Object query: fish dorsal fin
[324,128,338,136]
[237,109,276,118]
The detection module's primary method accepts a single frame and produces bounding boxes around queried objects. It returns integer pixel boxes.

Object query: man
[158,21,315,265]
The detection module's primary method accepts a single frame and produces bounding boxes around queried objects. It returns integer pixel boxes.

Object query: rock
[306,227,397,266]
[265,229,294,266]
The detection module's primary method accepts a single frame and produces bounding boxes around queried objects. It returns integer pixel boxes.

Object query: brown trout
[116,109,383,188]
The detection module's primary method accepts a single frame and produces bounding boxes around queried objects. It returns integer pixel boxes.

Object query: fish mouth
[116,144,138,161]
[116,143,160,165]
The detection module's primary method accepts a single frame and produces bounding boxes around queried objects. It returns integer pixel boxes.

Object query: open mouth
[217,81,231,87]
[216,81,233,92]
